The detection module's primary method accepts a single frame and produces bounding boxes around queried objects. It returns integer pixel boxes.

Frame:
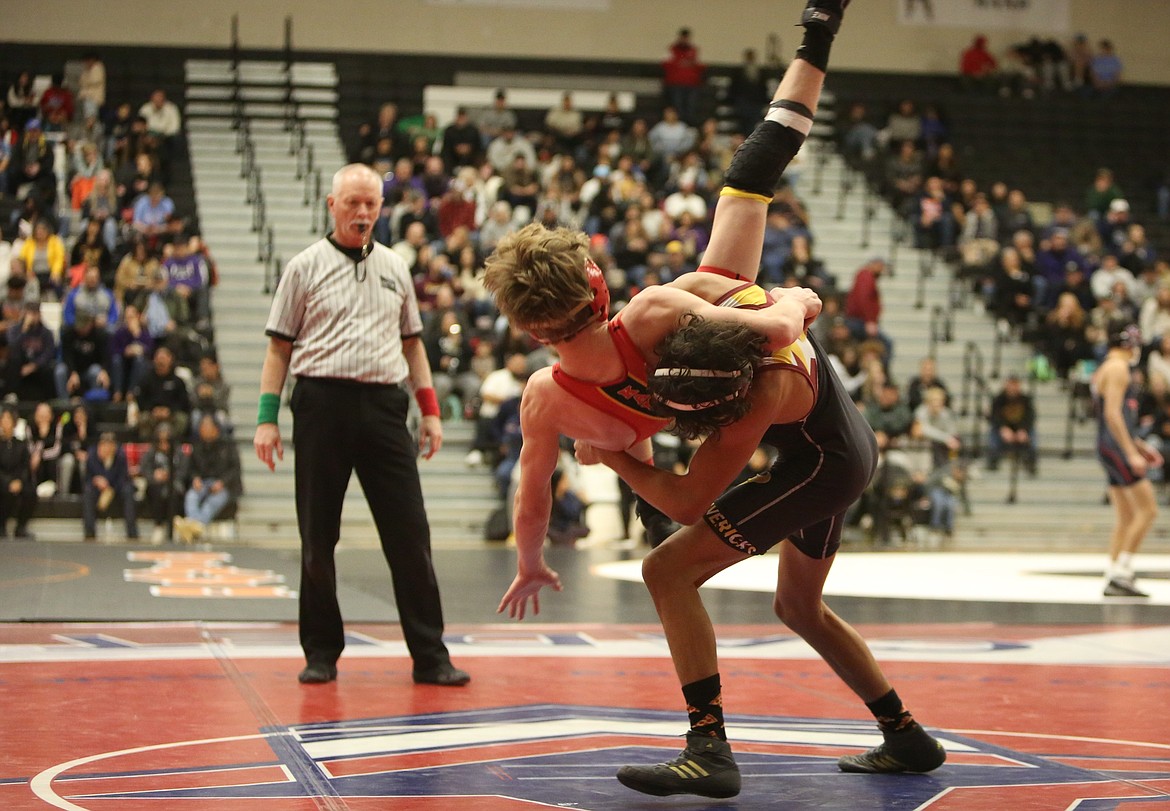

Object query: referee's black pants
[291,377,452,672]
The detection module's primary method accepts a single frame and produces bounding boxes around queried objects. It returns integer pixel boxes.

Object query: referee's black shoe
[298,661,338,684]
[413,663,471,686]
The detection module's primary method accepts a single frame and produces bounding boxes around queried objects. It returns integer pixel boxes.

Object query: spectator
[661,27,705,125]
[1035,228,1091,310]
[82,431,139,543]
[662,176,708,222]
[477,90,518,148]
[648,105,697,162]
[884,99,922,146]
[10,118,56,209]
[1042,291,1093,379]
[990,246,1035,331]
[53,403,91,495]
[110,304,154,403]
[69,217,113,284]
[924,459,968,543]
[864,381,913,451]
[912,386,962,468]
[918,104,948,159]
[56,314,112,402]
[1139,281,1170,349]
[1090,39,1123,96]
[38,74,75,132]
[0,406,36,540]
[986,375,1038,473]
[63,263,119,330]
[959,35,999,93]
[6,72,39,132]
[175,414,241,543]
[547,466,590,547]
[142,263,205,364]
[133,345,191,440]
[80,169,119,252]
[116,151,158,210]
[355,102,401,164]
[544,92,584,154]
[131,182,175,241]
[958,191,999,270]
[1091,253,1138,303]
[114,240,160,311]
[844,257,893,358]
[190,351,231,431]
[162,236,211,326]
[1084,167,1123,220]
[5,301,57,402]
[500,154,540,216]
[906,355,950,412]
[77,51,107,119]
[883,139,924,213]
[996,189,1034,243]
[440,107,481,171]
[138,90,181,162]
[840,102,880,170]
[27,402,66,499]
[486,124,537,175]
[466,352,527,468]
[139,421,185,544]
[913,176,957,253]
[18,218,66,298]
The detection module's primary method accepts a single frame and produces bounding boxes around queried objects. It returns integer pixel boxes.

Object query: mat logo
[123,551,295,599]
[31,706,1170,808]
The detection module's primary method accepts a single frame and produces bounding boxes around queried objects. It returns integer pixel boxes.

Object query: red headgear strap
[585,258,610,321]
[528,257,611,345]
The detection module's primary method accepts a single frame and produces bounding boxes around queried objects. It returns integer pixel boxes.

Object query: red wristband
[415,387,441,418]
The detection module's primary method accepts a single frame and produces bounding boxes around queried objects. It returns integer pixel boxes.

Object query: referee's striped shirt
[265,237,423,384]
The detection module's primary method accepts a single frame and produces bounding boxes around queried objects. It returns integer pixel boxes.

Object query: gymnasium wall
[3,1,1169,84]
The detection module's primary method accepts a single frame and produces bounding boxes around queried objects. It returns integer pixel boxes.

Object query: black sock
[795,25,833,72]
[865,688,916,734]
[682,674,726,740]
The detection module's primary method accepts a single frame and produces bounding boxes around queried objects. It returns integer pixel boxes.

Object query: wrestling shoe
[1104,578,1150,598]
[838,723,947,774]
[617,732,741,799]
[801,0,850,36]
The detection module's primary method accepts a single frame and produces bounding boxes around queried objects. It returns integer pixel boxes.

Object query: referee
[254,163,469,687]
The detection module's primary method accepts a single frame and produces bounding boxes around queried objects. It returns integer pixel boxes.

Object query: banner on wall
[427,0,610,9]
[897,0,1071,32]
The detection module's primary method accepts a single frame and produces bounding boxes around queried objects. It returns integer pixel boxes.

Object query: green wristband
[257,392,281,425]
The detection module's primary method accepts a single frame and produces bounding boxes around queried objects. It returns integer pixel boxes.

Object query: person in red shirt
[39,74,75,132]
[845,257,893,359]
[661,27,706,125]
[960,35,999,93]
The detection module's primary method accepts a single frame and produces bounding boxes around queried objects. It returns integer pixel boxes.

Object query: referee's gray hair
[332,163,383,195]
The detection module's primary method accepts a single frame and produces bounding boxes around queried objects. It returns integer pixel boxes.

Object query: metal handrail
[258,224,273,264]
[308,170,325,233]
[251,186,266,233]
[296,142,314,183]
[265,253,283,296]
[959,341,985,418]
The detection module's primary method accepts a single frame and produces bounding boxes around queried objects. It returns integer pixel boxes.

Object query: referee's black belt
[297,376,403,390]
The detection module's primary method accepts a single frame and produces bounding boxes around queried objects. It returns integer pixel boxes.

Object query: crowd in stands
[833,34,1170,535]
[0,56,239,544]
[959,31,1126,99]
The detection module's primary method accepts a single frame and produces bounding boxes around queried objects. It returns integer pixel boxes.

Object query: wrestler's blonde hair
[483,223,592,331]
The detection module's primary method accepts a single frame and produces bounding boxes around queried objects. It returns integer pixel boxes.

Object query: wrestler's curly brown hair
[650,314,766,441]
[483,222,592,334]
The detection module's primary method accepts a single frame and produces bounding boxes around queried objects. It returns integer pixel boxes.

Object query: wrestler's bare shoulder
[520,367,640,451]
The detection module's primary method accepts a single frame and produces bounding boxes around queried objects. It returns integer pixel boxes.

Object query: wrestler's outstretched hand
[498,565,563,621]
